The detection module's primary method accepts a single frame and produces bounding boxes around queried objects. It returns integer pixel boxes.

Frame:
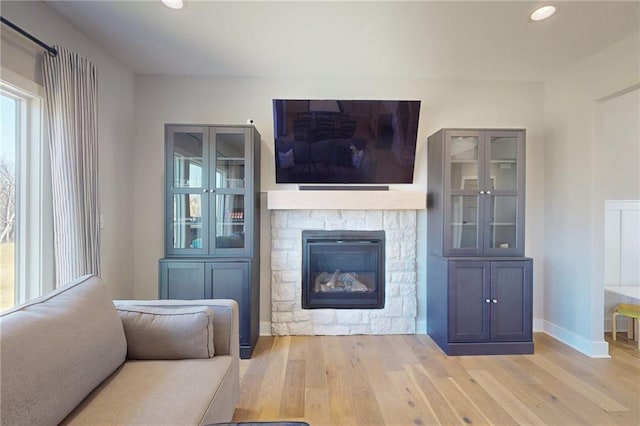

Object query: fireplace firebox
[302,230,385,309]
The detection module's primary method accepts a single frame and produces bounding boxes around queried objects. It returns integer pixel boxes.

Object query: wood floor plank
[353,337,391,388]
[371,384,419,426]
[257,336,291,421]
[305,335,327,389]
[426,371,493,425]
[440,358,519,425]
[288,335,309,361]
[497,357,542,385]
[324,364,358,426]
[475,356,589,425]
[234,336,274,421]
[233,333,640,425]
[536,340,640,408]
[405,364,465,425]
[304,388,339,426]
[528,352,629,412]
[322,336,358,425]
[383,334,422,365]
[509,355,633,425]
[279,359,306,418]
[339,336,374,388]
[387,368,440,425]
[351,387,386,426]
[467,369,547,425]
[371,334,410,373]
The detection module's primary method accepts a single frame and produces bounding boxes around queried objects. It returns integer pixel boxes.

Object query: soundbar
[298,185,390,191]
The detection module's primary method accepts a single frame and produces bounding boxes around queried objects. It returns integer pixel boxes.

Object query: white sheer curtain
[42,46,100,287]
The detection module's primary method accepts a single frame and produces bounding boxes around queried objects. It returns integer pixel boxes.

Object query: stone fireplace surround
[270,207,419,336]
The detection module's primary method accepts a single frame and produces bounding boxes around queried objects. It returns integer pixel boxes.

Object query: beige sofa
[0,275,240,425]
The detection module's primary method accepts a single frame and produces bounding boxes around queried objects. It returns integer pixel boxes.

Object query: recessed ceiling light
[530,5,556,21]
[162,0,184,10]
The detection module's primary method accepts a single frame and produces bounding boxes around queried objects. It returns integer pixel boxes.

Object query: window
[0,93,18,310]
[0,70,52,310]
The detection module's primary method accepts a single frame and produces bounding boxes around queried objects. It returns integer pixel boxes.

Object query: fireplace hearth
[302,230,385,309]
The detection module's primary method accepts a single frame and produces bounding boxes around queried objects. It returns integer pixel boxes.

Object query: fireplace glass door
[302,230,385,309]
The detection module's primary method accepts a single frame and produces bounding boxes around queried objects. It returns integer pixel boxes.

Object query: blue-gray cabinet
[160,124,260,358]
[427,256,533,355]
[427,129,533,355]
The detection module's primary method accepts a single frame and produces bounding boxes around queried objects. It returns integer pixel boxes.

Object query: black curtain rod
[1,16,58,57]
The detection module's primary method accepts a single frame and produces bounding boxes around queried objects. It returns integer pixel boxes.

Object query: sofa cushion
[61,357,236,425]
[118,305,215,359]
[0,275,127,426]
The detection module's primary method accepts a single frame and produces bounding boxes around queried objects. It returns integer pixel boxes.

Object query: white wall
[596,88,640,201]
[600,88,640,289]
[543,33,640,357]
[0,1,135,298]
[133,76,545,330]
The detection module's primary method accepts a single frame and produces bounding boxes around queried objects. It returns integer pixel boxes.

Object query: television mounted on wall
[272,99,421,185]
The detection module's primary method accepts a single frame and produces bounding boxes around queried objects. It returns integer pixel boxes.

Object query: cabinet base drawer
[440,341,534,356]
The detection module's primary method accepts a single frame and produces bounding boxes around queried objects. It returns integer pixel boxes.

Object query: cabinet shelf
[218,157,244,161]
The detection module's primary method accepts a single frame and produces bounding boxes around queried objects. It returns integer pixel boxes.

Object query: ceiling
[43,1,640,81]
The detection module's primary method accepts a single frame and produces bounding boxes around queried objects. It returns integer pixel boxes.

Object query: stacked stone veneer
[271,209,417,335]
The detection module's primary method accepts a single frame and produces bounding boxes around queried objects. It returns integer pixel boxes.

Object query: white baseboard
[533,318,544,332]
[542,320,610,358]
[260,321,272,336]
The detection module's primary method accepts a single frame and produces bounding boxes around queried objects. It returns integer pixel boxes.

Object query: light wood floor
[233,333,640,425]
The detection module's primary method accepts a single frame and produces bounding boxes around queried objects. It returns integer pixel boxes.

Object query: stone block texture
[270,210,417,335]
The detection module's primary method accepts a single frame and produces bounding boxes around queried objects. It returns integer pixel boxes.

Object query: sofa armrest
[113,299,239,360]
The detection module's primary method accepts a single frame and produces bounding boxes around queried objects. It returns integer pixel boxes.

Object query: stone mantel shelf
[267,190,426,210]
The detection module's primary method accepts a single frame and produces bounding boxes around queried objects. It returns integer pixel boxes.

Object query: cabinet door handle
[492,299,498,303]
[486,190,492,195]
[485,299,491,303]
[203,189,209,193]
[479,190,485,195]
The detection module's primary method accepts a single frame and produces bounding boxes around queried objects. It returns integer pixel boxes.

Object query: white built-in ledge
[267,190,426,210]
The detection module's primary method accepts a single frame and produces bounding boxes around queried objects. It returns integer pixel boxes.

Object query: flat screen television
[272,99,421,184]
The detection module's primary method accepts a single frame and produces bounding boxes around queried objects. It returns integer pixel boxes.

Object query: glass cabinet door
[172,193,204,250]
[446,133,484,254]
[487,133,518,191]
[166,126,210,255]
[210,128,250,254]
[438,128,525,257]
[166,125,254,257]
[214,193,245,250]
[449,135,479,191]
[172,129,205,188]
[450,195,479,249]
[484,131,524,255]
[488,195,518,249]
[215,131,245,190]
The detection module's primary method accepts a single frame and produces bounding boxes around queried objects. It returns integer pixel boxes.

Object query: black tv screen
[272,99,421,184]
